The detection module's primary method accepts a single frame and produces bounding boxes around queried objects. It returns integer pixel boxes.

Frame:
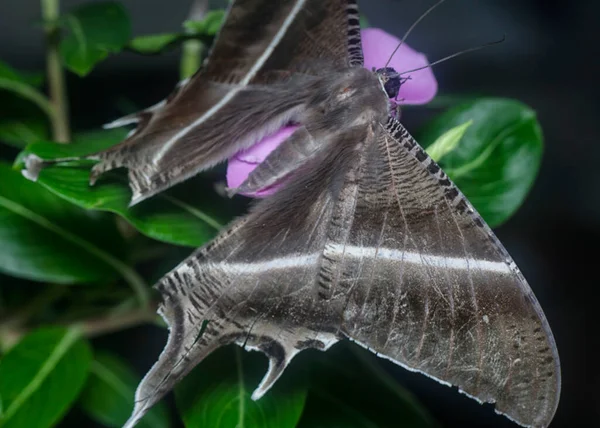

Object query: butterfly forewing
[124,127,365,427]
[30,0,365,205]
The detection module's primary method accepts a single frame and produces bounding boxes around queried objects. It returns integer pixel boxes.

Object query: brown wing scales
[337,119,560,427]
[124,117,559,428]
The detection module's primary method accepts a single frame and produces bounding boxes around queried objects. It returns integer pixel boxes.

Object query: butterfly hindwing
[125,114,559,428]
[338,118,560,427]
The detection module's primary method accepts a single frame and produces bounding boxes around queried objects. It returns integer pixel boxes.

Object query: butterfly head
[375,67,402,99]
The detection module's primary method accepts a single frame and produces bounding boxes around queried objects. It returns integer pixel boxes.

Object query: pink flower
[227,27,438,197]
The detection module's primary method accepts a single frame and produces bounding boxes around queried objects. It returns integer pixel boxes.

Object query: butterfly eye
[376,67,401,99]
[383,76,401,98]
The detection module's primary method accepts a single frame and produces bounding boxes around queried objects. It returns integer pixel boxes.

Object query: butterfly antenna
[399,35,506,76]
[384,0,446,68]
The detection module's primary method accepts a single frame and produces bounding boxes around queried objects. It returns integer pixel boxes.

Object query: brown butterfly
[23,1,561,427]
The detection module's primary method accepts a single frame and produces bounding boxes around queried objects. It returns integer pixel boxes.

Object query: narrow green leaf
[0,62,43,88]
[0,92,50,149]
[19,137,226,247]
[79,352,170,428]
[176,345,307,428]
[73,127,130,146]
[425,120,473,162]
[129,8,227,57]
[0,119,48,149]
[59,1,131,76]
[0,62,28,83]
[419,98,544,227]
[0,162,127,284]
[0,61,53,118]
[128,33,181,54]
[0,327,92,428]
[183,10,226,36]
[297,343,437,428]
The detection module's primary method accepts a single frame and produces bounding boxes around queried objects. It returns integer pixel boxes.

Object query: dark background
[0,0,597,427]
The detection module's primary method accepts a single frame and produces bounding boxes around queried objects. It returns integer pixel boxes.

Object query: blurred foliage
[418,98,543,227]
[59,1,131,76]
[79,351,170,428]
[0,1,543,427]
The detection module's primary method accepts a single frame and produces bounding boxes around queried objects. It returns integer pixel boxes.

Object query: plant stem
[180,39,203,80]
[180,0,208,79]
[0,79,54,118]
[76,305,159,338]
[41,0,71,143]
[0,303,159,351]
[0,285,66,327]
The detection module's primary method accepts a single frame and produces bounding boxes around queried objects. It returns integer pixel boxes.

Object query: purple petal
[227,28,438,196]
[226,125,298,197]
[361,28,437,105]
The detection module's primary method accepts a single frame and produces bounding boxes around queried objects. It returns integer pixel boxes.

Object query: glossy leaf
[19,137,226,247]
[0,327,91,428]
[175,345,307,428]
[419,98,543,227]
[0,162,126,283]
[79,352,170,428]
[183,10,226,36]
[297,343,437,428]
[59,1,131,76]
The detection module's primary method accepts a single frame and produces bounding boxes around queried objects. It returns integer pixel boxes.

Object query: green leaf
[0,116,48,149]
[79,352,169,428]
[128,33,181,54]
[19,137,226,247]
[0,62,28,84]
[0,61,53,119]
[183,10,226,36]
[0,327,92,428]
[0,162,128,284]
[360,14,370,28]
[297,344,437,428]
[0,91,50,149]
[419,98,543,227]
[425,120,472,163]
[129,8,227,57]
[128,9,227,56]
[0,62,43,88]
[176,345,307,428]
[59,1,131,76]
[73,127,130,146]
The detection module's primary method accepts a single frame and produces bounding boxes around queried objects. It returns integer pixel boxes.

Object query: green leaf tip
[183,10,226,36]
[426,119,473,163]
